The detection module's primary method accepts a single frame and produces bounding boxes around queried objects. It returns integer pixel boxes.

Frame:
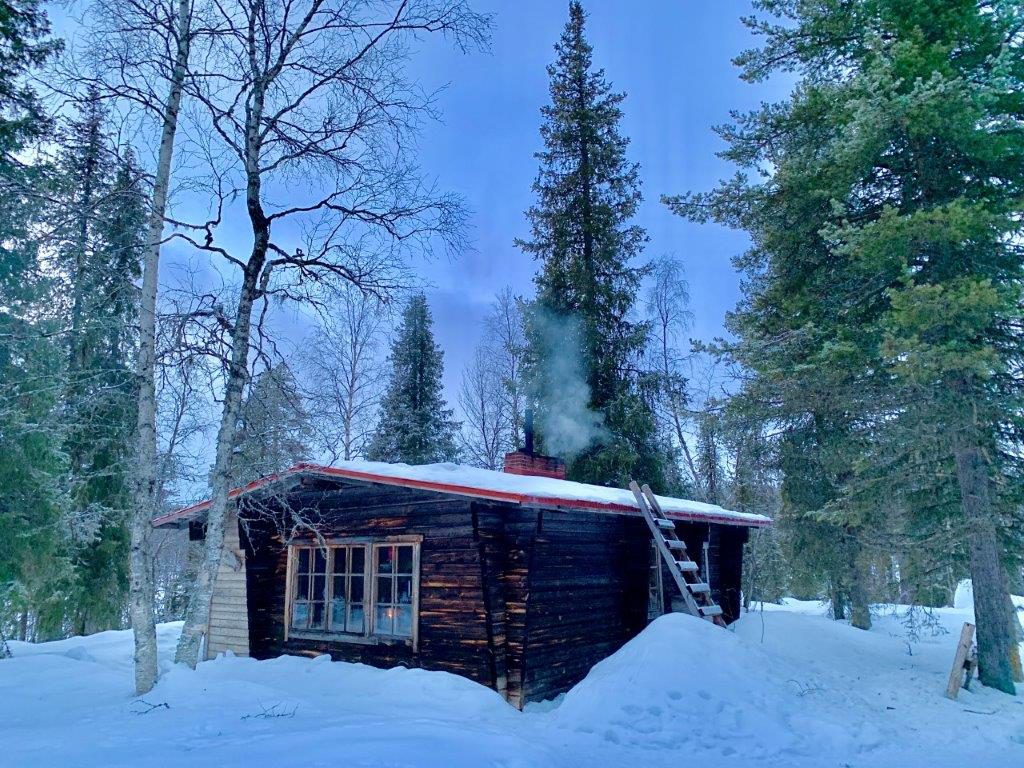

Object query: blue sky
[52,1,789,406]
[407,1,788,399]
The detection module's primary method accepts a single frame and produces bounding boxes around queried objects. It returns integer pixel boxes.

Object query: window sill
[287,629,414,648]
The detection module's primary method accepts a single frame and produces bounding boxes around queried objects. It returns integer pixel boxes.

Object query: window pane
[396,576,413,605]
[311,601,325,629]
[397,546,413,574]
[330,598,346,629]
[376,546,394,574]
[296,574,310,600]
[292,601,309,629]
[350,575,364,602]
[333,547,348,575]
[394,605,413,637]
[332,575,346,601]
[351,546,365,573]
[375,605,394,636]
[376,544,391,573]
[349,604,364,634]
[313,548,327,574]
[297,548,310,573]
[313,574,326,601]
[377,576,392,604]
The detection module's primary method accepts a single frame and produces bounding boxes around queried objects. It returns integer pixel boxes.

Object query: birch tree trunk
[128,0,192,695]
[174,71,270,666]
[954,443,1016,694]
[173,261,268,667]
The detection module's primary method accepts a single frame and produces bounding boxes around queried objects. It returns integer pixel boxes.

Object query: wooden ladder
[630,480,725,626]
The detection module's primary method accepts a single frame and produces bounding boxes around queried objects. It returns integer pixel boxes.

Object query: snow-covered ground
[2,599,1021,767]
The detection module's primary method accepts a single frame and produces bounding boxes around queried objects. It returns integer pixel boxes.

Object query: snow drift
[1,599,1022,767]
[549,612,882,761]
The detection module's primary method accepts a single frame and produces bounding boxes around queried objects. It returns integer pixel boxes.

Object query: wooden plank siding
[232,479,751,708]
[205,508,250,659]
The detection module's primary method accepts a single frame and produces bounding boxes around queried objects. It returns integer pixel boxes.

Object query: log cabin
[153,448,770,708]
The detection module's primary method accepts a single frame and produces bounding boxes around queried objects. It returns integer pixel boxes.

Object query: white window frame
[284,535,421,651]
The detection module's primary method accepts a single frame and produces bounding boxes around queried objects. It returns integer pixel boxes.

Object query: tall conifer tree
[55,92,144,634]
[519,1,661,489]
[366,294,458,464]
[669,0,1024,692]
[0,0,68,643]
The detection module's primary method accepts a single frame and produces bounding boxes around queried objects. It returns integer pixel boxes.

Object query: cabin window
[373,544,415,638]
[329,545,366,634]
[286,538,419,644]
[291,547,328,631]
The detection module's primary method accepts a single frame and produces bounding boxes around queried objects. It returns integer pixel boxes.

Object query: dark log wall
[237,480,751,708]
[504,512,751,705]
[659,522,748,623]
[490,506,652,705]
[241,484,501,689]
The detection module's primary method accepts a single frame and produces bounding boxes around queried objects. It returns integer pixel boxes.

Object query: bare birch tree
[458,344,509,469]
[171,0,489,667]
[484,287,527,449]
[645,255,701,493]
[68,0,199,693]
[302,287,388,462]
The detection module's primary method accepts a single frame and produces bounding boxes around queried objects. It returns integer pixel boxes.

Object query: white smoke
[530,309,607,457]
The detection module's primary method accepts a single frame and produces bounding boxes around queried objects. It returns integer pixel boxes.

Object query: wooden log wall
[206,508,250,659]
[503,512,750,705]
[234,478,752,708]
[240,484,500,689]
[490,506,651,705]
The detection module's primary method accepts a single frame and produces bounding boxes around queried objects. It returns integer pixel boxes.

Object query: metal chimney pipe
[524,407,535,456]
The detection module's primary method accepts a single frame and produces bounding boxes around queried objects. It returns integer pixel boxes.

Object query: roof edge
[153,462,772,529]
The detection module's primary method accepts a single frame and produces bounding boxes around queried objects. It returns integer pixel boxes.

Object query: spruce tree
[669,0,1024,691]
[0,0,69,643]
[54,92,145,634]
[518,1,661,489]
[233,363,313,484]
[366,294,458,465]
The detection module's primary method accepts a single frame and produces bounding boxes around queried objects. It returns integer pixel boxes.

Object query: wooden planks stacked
[206,508,250,659]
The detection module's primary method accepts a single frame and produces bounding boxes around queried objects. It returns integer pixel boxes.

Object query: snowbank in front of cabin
[1,597,1022,768]
[549,612,883,761]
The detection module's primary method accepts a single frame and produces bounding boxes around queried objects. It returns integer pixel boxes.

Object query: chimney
[503,408,566,480]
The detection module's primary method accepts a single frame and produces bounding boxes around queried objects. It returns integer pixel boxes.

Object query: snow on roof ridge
[153,458,771,528]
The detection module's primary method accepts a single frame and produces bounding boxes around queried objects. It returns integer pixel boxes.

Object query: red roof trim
[152,462,771,529]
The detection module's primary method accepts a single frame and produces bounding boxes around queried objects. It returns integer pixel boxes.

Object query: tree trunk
[844,528,872,630]
[128,0,192,696]
[954,443,1016,694]
[173,264,266,667]
[830,582,846,622]
[175,55,272,665]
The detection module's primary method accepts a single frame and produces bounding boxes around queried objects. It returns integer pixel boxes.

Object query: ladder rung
[688,582,711,594]
[675,560,699,572]
[655,518,675,530]
[666,539,686,550]
[700,604,723,618]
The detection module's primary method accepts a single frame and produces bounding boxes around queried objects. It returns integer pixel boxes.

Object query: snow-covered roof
[153,460,771,528]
